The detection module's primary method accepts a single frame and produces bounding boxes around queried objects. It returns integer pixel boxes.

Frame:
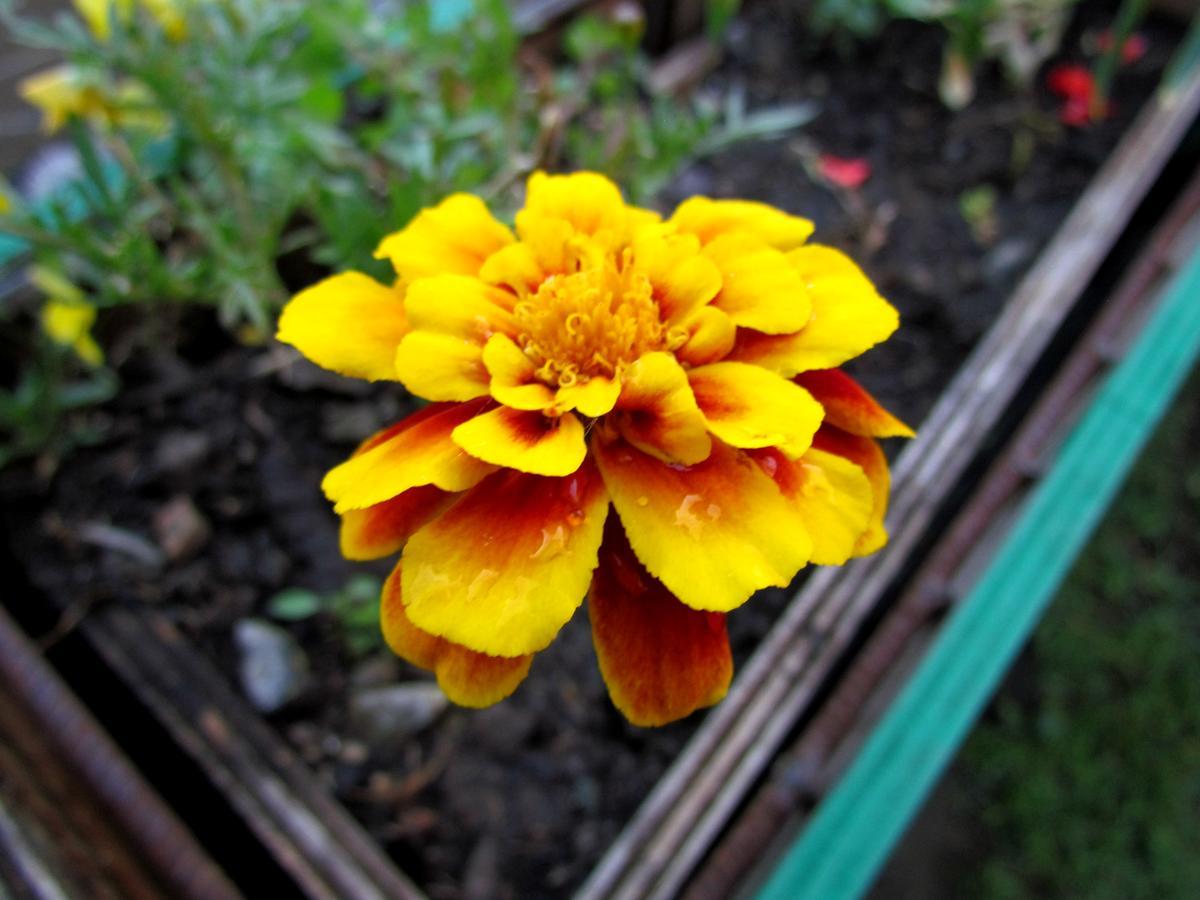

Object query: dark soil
[0,2,1179,898]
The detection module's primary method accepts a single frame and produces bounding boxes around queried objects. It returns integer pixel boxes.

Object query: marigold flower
[277,172,912,726]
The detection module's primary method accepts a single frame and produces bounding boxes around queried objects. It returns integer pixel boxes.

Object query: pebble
[233,619,310,713]
[153,430,211,475]
[349,683,448,746]
[153,495,211,561]
[349,655,401,689]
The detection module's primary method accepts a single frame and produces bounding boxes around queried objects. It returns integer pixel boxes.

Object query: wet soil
[0,2,1179,897]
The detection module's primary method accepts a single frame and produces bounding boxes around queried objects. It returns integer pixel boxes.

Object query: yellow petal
[614,352,711,466]
[452,407,586,476]
[555,375,621,418]
[19,66,96,133]
[687,361,824,456]
[322,402,495,513]
[813,426,891,556]
[513,211,578,277]
[401,460,610,656]
[394,274,515,399]
[631,230,721,324]
[482,333,556,410]
[73,333,105,366]
[375,194,514,281]
[676,306,736,367]
[396,272,517,400]
[594,436,811,612]
[73,0,137,41]
[41,300,95,344]
[382,565,532,707]
[141,0,187,41]
[276,271,408,382]
[393,332,490,402]
[730,245,899,375]
[523,170,629,239]
[669,197,814,249]
[479,242,545,296]
[703,234,812,334]
[403,274,515,340]
[752,447,874,565]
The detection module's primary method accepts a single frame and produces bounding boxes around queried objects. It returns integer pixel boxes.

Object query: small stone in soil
[153,495,212,561]
[349,683,448,747]
[234,618,310,713]
[350,654,401,689]
[76,521,166,570]
[153,429,212,475]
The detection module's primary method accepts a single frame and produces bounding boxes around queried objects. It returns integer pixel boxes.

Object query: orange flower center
[514,250,685,387]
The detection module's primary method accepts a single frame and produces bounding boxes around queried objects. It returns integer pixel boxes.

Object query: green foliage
[268,574,384,658]
[0,332,117,470]
[961,372,1200,899]
[2,0,815,469]
[0,0,756,329]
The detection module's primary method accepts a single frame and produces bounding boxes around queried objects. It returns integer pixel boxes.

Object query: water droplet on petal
[674,494,704,536]
[566,508,586,527]
[530,525,569,560]
[706,503,722,520]
[636,495,649,507]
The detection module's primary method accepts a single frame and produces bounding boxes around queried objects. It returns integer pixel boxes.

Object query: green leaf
[299,81,345,124]
[267,588,323,620]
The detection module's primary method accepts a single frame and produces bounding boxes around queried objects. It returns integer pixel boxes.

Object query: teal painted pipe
[756,234,1200,900]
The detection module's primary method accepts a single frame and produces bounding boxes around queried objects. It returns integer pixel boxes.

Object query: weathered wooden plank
[577,57,1200,900]
[80,608,425,900]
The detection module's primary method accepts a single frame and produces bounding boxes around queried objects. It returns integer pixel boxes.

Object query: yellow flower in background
[73,0,188,42]
[19,66,110,134]
[30,266,104,367]
[19,65,166,135]
[277,171,912,726]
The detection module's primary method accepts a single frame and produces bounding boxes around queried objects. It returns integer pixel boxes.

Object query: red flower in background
[817,154,872,190]
[1046,63,1110,127]
[1097,30,1147,65]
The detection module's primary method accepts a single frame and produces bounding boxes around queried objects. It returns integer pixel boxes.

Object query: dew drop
[566,508,586,527]
[674,494,704,536]
[759,453,779,477]
[466,568,499,601]
[530,525,569,560]
[706,503,722,521]
[636,495,649,507]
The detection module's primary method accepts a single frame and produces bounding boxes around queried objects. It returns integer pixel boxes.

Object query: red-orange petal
[381,564,532,707]
[401,458,610,657]
[614,352,711,466]
[812,425,891,555]
[340,485,453,561]
[322,401,495,513]
[794,368,914,438]
[588,520,732,726]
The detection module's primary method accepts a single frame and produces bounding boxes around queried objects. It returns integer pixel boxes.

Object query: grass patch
[961,370,1200,899]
